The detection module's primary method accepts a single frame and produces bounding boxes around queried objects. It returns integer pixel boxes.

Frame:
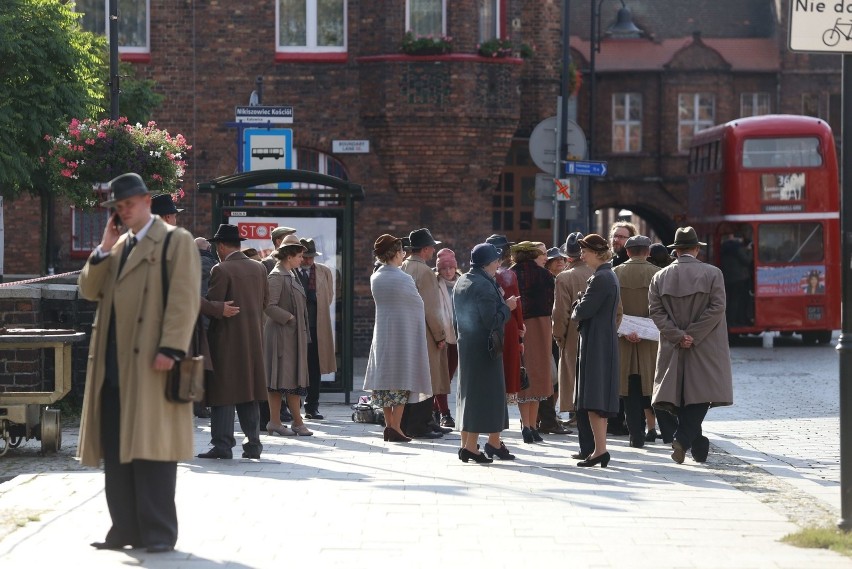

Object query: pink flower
[85,138,95,145]
[61,169,73,178]
[97,131,107,138]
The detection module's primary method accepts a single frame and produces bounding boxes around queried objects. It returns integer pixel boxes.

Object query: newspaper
[617,315,660,342]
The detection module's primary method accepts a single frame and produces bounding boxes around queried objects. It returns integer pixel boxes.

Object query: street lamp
[588,0,641,232]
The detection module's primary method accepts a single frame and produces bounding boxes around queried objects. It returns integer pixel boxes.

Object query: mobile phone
[110,209,121,230]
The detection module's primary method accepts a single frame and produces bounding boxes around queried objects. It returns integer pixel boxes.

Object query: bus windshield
[742,137,822,169]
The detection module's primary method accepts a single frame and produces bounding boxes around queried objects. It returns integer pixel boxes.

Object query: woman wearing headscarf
[264,235,313,437]
[434,248,461,428]
[364,235,433,442]
[571,234,621,467]
[511,241,555,443]
[454,243,517,463]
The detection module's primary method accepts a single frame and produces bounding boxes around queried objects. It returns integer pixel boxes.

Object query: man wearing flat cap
[199,223,269,460]
[296,237,338,419]
[262,226,297,273]
[150,193,183,226]
[401,228,451,438]
[613,235,667,448]
[648,227,733,464]
[77,172,200,553]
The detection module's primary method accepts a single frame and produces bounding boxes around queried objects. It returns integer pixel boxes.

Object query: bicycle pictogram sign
[822,18,852,47]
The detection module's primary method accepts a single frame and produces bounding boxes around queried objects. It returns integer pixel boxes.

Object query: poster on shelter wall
[756,264,825,297]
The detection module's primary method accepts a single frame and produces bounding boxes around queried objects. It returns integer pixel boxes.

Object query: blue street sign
[564,160,608,177]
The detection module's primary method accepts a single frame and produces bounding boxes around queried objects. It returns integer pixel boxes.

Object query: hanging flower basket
[43,117,191,207]
[477,38,535,59]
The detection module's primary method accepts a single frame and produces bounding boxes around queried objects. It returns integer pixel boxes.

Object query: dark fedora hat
[100,172,149,207]
[409,228,441,249]
[299,237,322,257]
[486,234,514,251]
[668,226,706,249]
[560,232,584,257]
[207,223,246,243]
[578,234,609,252]
[151,193,183,216]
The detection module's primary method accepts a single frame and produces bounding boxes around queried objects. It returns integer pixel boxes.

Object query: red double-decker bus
[687,115,839,344]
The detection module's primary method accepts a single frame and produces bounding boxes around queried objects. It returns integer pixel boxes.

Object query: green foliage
[400,31,453,56]
[478,38,535,59]
[95,47,164,125]
[0,0,105,196]
[782,526,852,557]
[44,117,190,207]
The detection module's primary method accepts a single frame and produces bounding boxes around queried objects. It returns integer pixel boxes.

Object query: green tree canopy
[0,0,105,196]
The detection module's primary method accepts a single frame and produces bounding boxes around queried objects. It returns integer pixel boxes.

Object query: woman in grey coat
[264,235,313,436]
[364,235,433,442]
[571,234,621,468]
[454,243,518,463]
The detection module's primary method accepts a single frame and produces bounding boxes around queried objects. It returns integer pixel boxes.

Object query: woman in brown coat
[264,235,313,436]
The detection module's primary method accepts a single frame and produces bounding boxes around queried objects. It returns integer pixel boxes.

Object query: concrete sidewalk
[0,349,850,568]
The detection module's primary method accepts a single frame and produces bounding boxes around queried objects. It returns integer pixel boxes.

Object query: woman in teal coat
[453,243,518,463]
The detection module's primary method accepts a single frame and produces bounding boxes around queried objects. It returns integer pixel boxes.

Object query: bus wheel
[801,331,818,346]
[817,330,833,344]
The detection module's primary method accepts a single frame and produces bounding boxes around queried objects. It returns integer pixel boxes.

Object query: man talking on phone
[77,173,200,553]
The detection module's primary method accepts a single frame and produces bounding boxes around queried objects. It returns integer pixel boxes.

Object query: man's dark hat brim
[151,193,183,215]
[100,172,150,207]
[668,227,707,248]
[207,223,247,242]
[409,228,441,249]
[486,234,515,250]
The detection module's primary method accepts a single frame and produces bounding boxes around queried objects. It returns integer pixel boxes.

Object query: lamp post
[588,0,641,233]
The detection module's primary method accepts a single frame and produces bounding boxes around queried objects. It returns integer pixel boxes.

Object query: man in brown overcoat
[401,228,450,438]
[613,235,663,449]
[78,173,200,553]
[649,227,734,465]
[199,224,270,459]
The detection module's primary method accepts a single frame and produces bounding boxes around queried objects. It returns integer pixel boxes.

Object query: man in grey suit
[649,227,734,465]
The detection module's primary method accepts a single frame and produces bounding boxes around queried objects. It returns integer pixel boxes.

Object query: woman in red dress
[486,235,524,400]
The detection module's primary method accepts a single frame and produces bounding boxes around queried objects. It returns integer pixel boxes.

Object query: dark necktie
[119,236,137,273]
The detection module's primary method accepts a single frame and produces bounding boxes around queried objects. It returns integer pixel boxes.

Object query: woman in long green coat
[453,243,517,463]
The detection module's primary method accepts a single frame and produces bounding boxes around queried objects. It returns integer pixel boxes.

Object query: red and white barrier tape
[0,271,81,287]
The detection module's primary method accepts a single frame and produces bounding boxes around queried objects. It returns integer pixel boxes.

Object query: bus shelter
[198,169,365,403]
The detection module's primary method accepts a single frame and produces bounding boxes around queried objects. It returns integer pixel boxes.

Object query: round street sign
[529,117,587,173]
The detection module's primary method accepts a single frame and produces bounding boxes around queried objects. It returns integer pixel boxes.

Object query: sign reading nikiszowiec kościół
[235,106,294,124]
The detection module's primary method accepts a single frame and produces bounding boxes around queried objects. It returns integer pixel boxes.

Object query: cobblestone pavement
[0,340,850,568]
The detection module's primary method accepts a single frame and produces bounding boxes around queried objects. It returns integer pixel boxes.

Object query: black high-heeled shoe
[483,441,515,460]
[645,429,659,442]
[521,426,535,444]
[531,429,544,442]
[577,451,610,468]
[459,447,493,464]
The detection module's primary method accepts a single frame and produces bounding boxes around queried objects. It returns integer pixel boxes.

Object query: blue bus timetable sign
[564,160,608,177]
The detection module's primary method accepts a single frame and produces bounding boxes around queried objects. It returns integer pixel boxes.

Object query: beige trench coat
[77,219,201,466]
[649,255,734,412]
[313,262,338,374]
[613,258,660,397]
[402,256,451,395]
[551,263,593,411]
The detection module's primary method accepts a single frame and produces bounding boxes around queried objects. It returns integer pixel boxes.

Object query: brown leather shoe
[671,441,686,464]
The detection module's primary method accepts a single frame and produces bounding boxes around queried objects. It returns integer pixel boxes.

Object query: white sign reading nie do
[790,0,852,53]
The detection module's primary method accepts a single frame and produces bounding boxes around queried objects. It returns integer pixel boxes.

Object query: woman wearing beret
[364,235,433,442]
[511,241,556,443]
[264,235,313,436]
[571,234,622,467]
[454,243,518,462]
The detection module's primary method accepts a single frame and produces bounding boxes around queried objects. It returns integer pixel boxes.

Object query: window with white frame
[612,93,642,153]
[406,0,446,37]
[75,0,150,53]
[678,93,715,152]
[741,92,771,117]
[71,206,110,255]
[478,0,500,42]
[293,148,349,186]
[277,0,347,52]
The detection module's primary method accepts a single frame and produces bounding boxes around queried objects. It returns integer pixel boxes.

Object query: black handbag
[160,230,205,403]
[488,329,503,360]
[519,354,530,391]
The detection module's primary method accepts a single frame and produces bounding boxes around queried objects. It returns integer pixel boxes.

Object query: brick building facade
[5,0,842,356]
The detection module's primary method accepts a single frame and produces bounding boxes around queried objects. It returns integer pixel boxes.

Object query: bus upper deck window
[743,137,822,169]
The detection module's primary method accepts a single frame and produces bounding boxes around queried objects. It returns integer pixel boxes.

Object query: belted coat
[552,262,593,411]
[649,255,734,412]
[77,218,200,466]
[613,258,660,397]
